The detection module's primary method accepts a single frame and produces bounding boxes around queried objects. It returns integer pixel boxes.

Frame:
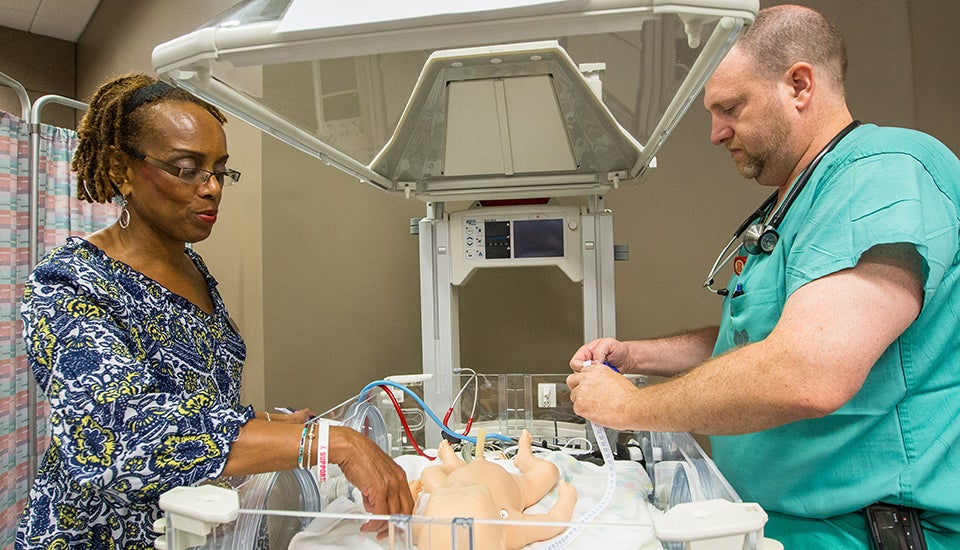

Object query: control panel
[449,205,583,285]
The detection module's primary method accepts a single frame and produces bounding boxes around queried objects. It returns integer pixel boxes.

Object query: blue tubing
[357,380,513,445]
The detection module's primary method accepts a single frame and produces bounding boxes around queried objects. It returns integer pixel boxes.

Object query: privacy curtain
[0,111,116,548]
[0,110,30,549]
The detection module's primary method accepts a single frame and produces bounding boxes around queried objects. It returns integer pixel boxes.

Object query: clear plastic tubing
[543,420,617,550]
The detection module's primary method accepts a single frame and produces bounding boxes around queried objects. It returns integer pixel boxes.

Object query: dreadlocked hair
[72,73,228,204]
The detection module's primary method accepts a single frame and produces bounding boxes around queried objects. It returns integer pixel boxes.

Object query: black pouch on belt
[864,503,928,550]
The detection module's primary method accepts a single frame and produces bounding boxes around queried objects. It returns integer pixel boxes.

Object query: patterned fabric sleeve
[22,241,252,507]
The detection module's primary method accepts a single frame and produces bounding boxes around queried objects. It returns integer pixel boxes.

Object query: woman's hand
[331,427,414,538]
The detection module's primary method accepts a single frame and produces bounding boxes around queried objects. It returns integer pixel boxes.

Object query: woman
[17,74,412,548]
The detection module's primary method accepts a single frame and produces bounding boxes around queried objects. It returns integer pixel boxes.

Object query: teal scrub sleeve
[784,152,958,307]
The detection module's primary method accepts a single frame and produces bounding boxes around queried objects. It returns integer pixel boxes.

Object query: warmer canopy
[153,0,757,201]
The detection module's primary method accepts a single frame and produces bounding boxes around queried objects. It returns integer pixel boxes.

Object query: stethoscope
[703,120,862,296]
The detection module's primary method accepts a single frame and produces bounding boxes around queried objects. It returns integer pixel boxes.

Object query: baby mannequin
[413,429,578,550]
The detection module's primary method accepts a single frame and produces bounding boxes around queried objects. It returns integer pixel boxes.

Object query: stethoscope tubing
[702,120,862,296]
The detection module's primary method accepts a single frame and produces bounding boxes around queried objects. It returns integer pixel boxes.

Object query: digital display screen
[866,506,920,550]
[874,512,901,549]
[513,219,563,258]
[484,221,511,259]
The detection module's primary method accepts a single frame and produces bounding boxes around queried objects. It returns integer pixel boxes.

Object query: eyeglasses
[123,148,240,187]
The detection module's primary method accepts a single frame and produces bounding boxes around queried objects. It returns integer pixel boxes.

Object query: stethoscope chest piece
[703,120,862,295]
[742,223,780,255]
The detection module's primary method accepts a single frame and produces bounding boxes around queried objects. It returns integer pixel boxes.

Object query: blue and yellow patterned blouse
[17,237,252,549]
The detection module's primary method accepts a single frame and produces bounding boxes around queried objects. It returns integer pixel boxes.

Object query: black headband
[122,81,176,115]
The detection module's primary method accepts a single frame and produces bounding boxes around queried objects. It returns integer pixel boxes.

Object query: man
[567,5,960,548]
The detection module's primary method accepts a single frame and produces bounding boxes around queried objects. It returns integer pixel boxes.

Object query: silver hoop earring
[114,195,130,229]
[119,206,130,229]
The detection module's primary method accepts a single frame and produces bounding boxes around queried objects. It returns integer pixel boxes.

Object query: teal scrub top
[709,125,960,548]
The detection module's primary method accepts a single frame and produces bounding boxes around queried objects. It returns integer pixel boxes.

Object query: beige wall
[908,2,960,145]
[0,27,77,128]
[71,0,268,408]
[4,0,958,414]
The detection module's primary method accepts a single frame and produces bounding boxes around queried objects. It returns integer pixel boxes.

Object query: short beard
[737,154,764,179]
[735,110,791,181]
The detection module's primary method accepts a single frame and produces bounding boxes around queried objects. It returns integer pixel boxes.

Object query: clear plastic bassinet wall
[158,374,776,550]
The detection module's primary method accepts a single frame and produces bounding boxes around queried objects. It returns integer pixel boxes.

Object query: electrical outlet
[538,383,557,408]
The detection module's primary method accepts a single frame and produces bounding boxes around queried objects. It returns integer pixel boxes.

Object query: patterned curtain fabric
[0,111,116,548]
[35,123,117,256]
[0,110,31,549]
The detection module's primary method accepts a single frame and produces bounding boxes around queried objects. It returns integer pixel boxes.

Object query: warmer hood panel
[153,0,757,201]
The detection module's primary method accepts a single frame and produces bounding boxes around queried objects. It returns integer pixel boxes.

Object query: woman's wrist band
[297,421,328,482]
[305,423,316,472]
[297,423,309,469]
[316,422,329,483]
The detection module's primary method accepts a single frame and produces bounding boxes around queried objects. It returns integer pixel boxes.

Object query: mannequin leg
[513,430,561,508]
[516,481,579,546]
[420,440,467,491]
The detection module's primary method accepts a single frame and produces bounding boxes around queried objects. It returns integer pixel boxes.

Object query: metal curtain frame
[0,71,31,120]
[25,92,89,482]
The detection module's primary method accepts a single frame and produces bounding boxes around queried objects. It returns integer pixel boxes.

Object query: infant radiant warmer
[151,1,771,548]
[152,0,757,439]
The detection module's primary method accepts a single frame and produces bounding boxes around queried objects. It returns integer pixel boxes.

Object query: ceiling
[0,0,100,42]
